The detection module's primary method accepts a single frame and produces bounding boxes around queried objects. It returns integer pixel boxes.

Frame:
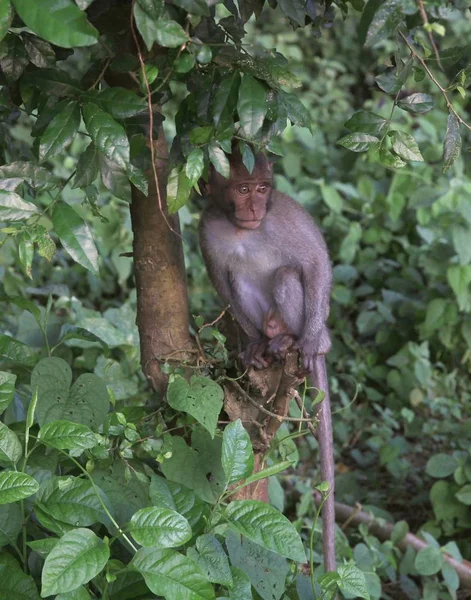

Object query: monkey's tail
[311,357,336,572]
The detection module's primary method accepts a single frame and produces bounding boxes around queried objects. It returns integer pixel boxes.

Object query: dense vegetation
[0,0,470,599]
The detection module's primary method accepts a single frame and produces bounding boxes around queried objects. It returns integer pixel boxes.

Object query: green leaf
[365,0,402,47]
[415,546,444,576]
[391,520,409,544]
[24,68,82,96]
[98,153,131,201]
[129,506,192,547]
[211,72,240,132]
[0,161,59,191]
[337,564,370,599]
[377,146,406,169]
[174,52,196,73]
[132,547,215,600]
[18,231,34,278]
[0,189,39,220]
[41,528,110,596]
[0,334,37,366]
[456,484,471,505]
[189,126,214,145]
[167,165,192,214]
[82,102,130,168]
[239,141,255,174]
[443,113,462,173]
[0,0,13,43]
[36,229,56,261]
[185,148,205,185]
[28,537,58,558]
[72,143,98,189]
[39,101,81,162]
[321,183,344,213]
[0,565,40,599]
[208,143,230,179]
[0,422,22,465]
[375,69,403,94]
[154,19,189,48]
[38,420,97,452]
[133,0,164,51]
[0,371,16,414]
[52,201,99,273]
[236,461,293,488]
[225,500,306,562]
[452,225,471,265]
[344,111,388,135]
[192,534,232,586]
[397,92,434,114]
[278,0,305,26]
[338,133,379,152]
[31,357,109,427]
[167,375,223,438]
[222,420,254,484]
[426,453,458,478]
[447,265,471,312]
[389,130,423,162]
[11,0,98,48]
[0,502,22,548]
[171,0,210,16]
[278,89,311,131]
[237,74,267,138]
[94,87,146,119]
[0,471,39,504]
[56,586,91,600]
[23,33,55,68]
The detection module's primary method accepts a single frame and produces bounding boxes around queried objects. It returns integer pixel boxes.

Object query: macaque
[199,148,336,571]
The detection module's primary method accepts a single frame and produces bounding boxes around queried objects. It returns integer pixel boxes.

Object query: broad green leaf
[0,371,16,414]
[196,45,212,64]
[338,133,379,152]
[6,296,41,321]
[193,534,232,586]
[397,92,434,114]
[0,422,22,465]
[167,165,193,214]
[154,19,189,47]
[72,143,98,189]
[167,375,223,438]
[377,146,406,168]
[337,564,370,599]
[0,471,39,504]
[208,144,230,179]
[278,0,305,26]
[189,126,214,145]
[129,506,192,547]
[38,420,97,452]
[132,547,215,600]
[239,141,255,174]
[365,0,402,47]
[0,502,22,547]
[447,265,471,312]
[389,131,423,162]
[11,0,98,48]
[237,74,267,138]
[23,33,55,68]
[98,153,131,201]
[426,454,458,478]
[415,546,444,576]
[36,229,56,261]
[56,586,91,600]
[0,190,39,220]
[58,325,107,347]
[0,0,13,42]
[321,183,343,213]
[24,68,82,96]
[375,69,403,94]
[172,0,210,16]
[0,161,59,191]
[82,102,130,168]
[174,52,196,73]
[238,460,293,487]
[0,565,40,599]
[31,357,109,427]
[41,528,110,596]
[28,537,59,558]
[225,500,306,562]
[0,334,37,366]
[94,87,146,119]
[391,520,409,544]
[127,164,148,196]
[344,111,388,135]
[36,477,106,527]
[452,225,471,265]
[149,476,207,531]
[211,72,240,132]
[443,113,462,173]
[52,201,99,273]
[39,101,81,162]
[133,0,164,50]
[222,420,254,484]
[228,567,251,600]
[456,484,471,505]
[185,148,205,185]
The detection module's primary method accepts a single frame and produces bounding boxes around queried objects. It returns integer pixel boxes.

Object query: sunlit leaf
[442,113,461,173]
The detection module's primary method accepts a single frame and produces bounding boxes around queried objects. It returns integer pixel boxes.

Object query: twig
[129,1,181,236]
[417,0,443,71]
[88,58,112,90]
[233,381,316,423]
[198,305,229,331]
[399,30,471,132]
[294,391,318,437]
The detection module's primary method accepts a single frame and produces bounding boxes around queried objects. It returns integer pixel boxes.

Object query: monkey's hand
[294,337,319,375]
[240,340,272,370]
[267,334,296,358]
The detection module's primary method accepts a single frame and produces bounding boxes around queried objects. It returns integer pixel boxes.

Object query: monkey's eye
[258,184,268,193]
[237,184,250,195]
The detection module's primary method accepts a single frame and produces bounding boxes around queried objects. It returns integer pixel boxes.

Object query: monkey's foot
[240,341,273,370]
[267,334,296,358]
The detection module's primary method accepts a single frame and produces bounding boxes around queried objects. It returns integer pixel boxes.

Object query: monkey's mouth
[235,219,262,229]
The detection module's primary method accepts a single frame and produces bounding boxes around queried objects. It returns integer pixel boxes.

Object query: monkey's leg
[268,267,303,357]
[311,355,336,572]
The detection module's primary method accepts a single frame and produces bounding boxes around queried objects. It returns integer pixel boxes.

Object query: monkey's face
[226,180,272,229]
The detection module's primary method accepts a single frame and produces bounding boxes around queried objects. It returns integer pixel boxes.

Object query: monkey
[198,148,336,572]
